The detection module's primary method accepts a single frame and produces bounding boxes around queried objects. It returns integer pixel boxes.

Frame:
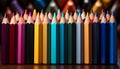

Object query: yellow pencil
[43,13,49,64]
[39,13,43,64]
[34,13,40,64]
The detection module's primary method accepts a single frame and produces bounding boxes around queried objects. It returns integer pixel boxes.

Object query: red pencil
[9,13,18,64]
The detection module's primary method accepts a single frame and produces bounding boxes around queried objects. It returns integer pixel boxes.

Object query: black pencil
[25,12,34,64]
[92,13,100,64]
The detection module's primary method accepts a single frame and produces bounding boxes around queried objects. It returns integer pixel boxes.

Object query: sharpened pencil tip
[29,12,32,16]
[70,13,72,16]
[78,12,81,17]
[4,13,6,18]
[111,12,114,16]
[103,12,106,18]
[53,12,56,18]
[95,12,98,17]
[62,12,64,17]
[58,9,60,13]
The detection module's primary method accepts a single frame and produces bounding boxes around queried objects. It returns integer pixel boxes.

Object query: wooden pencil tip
[24,9,28,14]
[19,15,25,23]
[2,14,9,24]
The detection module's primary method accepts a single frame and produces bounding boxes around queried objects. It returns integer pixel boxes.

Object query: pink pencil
[17,15,25,64]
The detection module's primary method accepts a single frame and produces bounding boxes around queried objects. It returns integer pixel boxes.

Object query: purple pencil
[1,14,9,64]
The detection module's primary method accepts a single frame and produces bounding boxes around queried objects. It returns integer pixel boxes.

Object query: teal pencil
[60,13,65,64]
[68,14,74,64]
[51,12,57,64]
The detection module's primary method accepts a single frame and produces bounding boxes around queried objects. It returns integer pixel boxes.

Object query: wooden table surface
[0,48,119,69]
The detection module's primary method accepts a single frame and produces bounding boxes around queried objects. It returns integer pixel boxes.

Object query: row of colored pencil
[1,9,117,64]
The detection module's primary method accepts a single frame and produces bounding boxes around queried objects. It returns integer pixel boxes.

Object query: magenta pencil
[17,15,25,64]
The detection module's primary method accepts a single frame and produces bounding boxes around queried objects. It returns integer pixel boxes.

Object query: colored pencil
[101,12,107,64]
[56,13,60,64]
[76,12,84,64]
[1,14,9,64]
[51,12,57,64]
[39,13,43,64]
[72,16,76,64]
[109,12,117,64]
[47,11,51,64]
[84,13,92,64]
[67,14,73,64]
[92,13,100,64]
[60,13,65,64]
[34,13,40,64]
[25,12,34,64]
[64,17,68,64]
[43,13,49,64]
[17,15,25,64]
[9,14,18,64]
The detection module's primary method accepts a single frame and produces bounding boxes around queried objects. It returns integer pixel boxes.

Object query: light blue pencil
[76,13,83,64]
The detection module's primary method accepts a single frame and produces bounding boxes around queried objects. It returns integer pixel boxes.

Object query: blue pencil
[109,12,117,64]
[51,12,57,64]
[101,12,107,64]
[60,13,65,64]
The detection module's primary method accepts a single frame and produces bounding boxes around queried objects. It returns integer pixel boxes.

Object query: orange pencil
[84,13,92,64]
